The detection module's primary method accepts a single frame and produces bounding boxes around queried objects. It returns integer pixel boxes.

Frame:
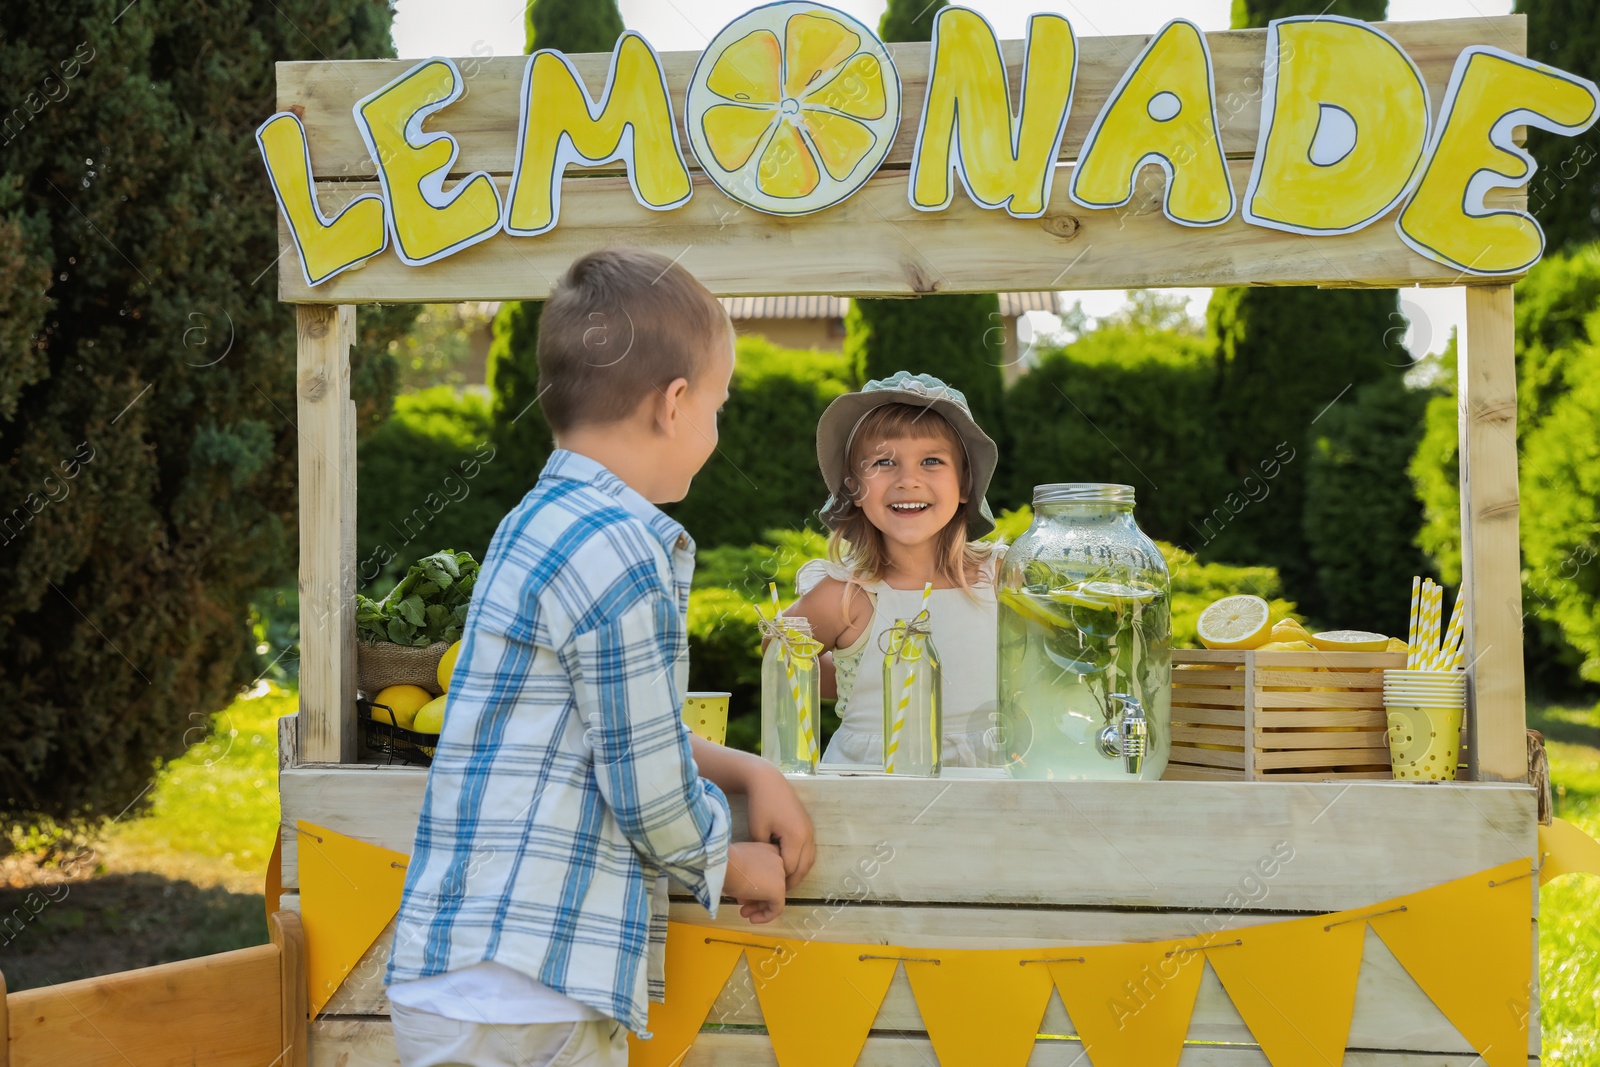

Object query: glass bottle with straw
[759,584,821,775]
[882,583,942,777]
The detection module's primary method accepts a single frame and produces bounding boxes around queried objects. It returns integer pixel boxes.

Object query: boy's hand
[725,842,786,923]
[745,763,816,890]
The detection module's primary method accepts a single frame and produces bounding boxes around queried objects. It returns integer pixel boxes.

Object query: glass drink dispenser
[996,484,1172,780]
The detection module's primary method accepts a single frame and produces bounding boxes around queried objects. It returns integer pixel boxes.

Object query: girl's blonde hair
[827,403,998,590]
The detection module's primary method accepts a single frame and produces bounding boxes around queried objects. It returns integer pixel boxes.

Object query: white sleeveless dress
[795,550,1005,768]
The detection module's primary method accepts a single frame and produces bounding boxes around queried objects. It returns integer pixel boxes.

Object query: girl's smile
[855,434,967,567]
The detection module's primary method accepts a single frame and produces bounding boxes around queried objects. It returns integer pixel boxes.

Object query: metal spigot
[1095,692,1149,775]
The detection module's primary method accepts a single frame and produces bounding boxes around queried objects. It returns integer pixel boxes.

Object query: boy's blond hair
[536,248,732,432]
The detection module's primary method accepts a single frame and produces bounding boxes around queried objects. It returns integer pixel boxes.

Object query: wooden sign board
[269,14,1571,303]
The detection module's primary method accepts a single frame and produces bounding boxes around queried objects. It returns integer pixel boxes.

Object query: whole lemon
[437,640,462,693]
[372,684,432,730]
[413,694,448,757]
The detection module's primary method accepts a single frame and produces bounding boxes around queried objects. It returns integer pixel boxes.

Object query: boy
[385,249,815,1067]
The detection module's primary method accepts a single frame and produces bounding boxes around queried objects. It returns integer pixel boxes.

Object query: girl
[786,371,1004,768]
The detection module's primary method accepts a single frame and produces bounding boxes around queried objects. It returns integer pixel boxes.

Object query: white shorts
[390,1003,630,1067]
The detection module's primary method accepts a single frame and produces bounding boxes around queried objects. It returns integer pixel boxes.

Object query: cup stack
[1382,669,1466,780]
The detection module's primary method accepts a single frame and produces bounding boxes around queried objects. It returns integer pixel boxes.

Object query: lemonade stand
[265,7,1591,1064]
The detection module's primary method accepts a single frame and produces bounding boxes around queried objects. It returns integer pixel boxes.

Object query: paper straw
[770,582,818,764]
[1441,582,1467,672]
[1407,576,1421,669]
[1430,581,1445,670]
[886,585,934,775]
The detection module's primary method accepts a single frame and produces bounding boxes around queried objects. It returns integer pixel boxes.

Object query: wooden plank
[1459,285,1527,783]
[6,945,282,1066]
[1255,749,1394,771]
[1162,763,1244,781]
[1255,732,1388,751]
[296,305,358,764]
[1175,650,1249,665]
[310,901,1519,1057]
[1170,706,1248,728]
[1256,769,1395,781]
[1171,746,1249,770]
[306,1018,1535,1066]
[1171,724,1245,748]
[1255,709,1386,729]
[1252,669,1388,689]
[280,168,1527,302]
[278,769,1537,910]
[279,711,300,771]
[271,910,309,1067]
[1173,686,1246,707]
[1255,689,1385,709]
[281,18,1524,181]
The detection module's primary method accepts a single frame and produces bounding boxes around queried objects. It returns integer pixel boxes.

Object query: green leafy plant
[357,550,479,647]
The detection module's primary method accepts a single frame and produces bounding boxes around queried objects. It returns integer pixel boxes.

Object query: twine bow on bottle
[879,608,932,664]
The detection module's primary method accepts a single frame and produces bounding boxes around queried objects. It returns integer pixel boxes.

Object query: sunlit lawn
[5,683,1597,1060]
[1530,700,1600,1066]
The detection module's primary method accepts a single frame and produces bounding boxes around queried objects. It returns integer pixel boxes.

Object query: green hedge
[666,337,853,548]
[999,324,1226,545]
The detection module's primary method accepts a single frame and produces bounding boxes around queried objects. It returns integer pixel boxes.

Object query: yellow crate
[1162,648,1419,781]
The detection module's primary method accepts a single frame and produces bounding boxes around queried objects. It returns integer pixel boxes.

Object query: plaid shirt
[385,450,730,1034]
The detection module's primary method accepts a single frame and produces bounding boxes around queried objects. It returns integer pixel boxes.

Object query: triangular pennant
[1368,860,1533,1067]
[296,820,409,1017]
[1206,914,1365,1066]
[1539,817,1600,884]
[750,938,897,1067]
[903,949,1055,1067]
[265,832,283,931]
[627,924,743,1067]
[1049,940,1204,1067]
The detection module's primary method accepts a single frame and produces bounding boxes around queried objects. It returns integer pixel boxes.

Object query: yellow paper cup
[682,691,730,745]
[1385,701,1464,781]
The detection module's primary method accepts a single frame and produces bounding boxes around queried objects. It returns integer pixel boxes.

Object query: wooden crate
[1163,648,1413,781]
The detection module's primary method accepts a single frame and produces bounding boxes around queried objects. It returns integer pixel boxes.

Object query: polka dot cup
[682,692,730,746]
[1384,701,1463,781]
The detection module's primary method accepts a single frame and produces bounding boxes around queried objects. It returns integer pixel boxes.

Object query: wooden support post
[297,305,358,764]
[270,910,309,1067]
[1459,285,1526,782]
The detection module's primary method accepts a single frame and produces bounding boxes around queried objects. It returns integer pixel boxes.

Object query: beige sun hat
[817,370,998,537]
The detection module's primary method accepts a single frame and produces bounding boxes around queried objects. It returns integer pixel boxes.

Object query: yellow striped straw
[1440,582,1467,672]
[769,582,818,766]
[1406,576,1421,669]
[886,584,934,775]
[1433,585,1446,668]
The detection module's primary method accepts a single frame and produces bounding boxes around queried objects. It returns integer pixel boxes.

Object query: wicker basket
[1162,648,1416,781]
[357,640,449,696]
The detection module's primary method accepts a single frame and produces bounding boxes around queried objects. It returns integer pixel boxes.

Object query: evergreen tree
[0,0,404,822]
[1202,0,1402,621]
[1515,0,1600,251]
[488,0,625,498]
[847,0,1006,453]
[525,0,623,55]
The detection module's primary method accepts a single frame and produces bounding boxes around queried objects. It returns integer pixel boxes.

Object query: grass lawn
[1529,699,1600,1065]
[1,683,1596,1062]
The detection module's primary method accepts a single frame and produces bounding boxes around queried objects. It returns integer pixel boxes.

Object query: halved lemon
[687,3,901,216]
[1196,595,1272,650]
[1309,630,1390,652]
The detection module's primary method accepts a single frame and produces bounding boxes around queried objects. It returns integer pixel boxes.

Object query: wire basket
[359,694,440,767]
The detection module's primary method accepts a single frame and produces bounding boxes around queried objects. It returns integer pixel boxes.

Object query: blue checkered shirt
[385,450,730,1033]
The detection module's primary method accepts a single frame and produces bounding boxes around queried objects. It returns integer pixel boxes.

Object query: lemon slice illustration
[687,3,901,216]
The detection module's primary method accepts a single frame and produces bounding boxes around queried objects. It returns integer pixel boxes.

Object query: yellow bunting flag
[1539,817,1600,884]
[295,820,409,1017]
[749,938,897,1067]
[903,949,1055,1067]
[627,924,743,1067]
[264,833,283,931]
[1367,859,1534,1067]
[1048,940,1203,1067]
[1204,915,1365,1066]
